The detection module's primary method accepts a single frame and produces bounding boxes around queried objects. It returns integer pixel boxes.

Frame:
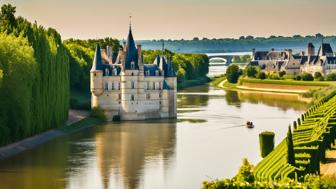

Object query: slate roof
[317,43,333,56]
[91,44,104,71]
[124,27,139,70]
[144,64,160,76]
[253,51,268,60]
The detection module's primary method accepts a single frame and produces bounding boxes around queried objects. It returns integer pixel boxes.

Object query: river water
[0,69,308,189]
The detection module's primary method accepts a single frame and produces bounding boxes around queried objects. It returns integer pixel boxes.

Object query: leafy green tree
[287,126,295,166]
[256,71,266,79]
[226,64,241,83]
[0,4,16,27]
[244,66,258,78]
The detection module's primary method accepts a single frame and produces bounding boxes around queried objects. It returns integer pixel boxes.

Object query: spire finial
[129,14,132,30]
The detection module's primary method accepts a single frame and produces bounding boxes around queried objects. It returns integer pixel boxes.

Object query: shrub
[295,75,302,80]
[269,73,280,80]
[314,72,323,80]
[256,71,266,80]
[244,66,258,78]
[259,131,275,158]
[279,71,286,78]
[301,73,314,81]
[234,158,255,183]
[90,107,107,121]
[226,64,242,83]
[326,73,336,81]
[112,115,121,121]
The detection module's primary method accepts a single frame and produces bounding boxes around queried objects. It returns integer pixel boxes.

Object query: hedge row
[254,90,336,181]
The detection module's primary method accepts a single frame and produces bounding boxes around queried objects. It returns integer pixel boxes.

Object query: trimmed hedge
[259,131,275,158]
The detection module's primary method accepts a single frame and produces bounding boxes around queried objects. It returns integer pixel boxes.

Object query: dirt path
[66,109,90,126]
[0,109,89,160]
[321,148,336,178]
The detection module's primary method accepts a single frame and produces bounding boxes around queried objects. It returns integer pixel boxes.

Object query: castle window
[131,81,135,89]
[131,61,135,69]
[155,70,159,76]
[147,82,150,90]
[118,93,121,99]
[146,70,150,76]
[131,72,134,76]
[131,95,135,101]
[118,83,120,90]
[146,94,150,100]
[114,69,118,76]
[105,68,109,76]
[105,82,108,90]
[94,73,97,76]
[153,82,155,90]
[112,82,114,90]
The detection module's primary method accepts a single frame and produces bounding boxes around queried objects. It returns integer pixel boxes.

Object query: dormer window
[105,68,109,76]
[155,70,159,76]
[131,61,135,69]
[114,68,117,76]
[146,70,150,76]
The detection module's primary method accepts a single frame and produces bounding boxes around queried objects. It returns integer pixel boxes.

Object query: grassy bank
[59,117,103,133]
[213,76,333,94]
[240,78,333,87]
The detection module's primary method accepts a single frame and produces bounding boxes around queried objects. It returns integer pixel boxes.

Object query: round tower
[90,44,104,108]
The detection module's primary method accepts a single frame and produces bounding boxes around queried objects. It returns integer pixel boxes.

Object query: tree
[226,64,241,83]
[256,72,266,80]
[326,73,336,81]
[286,126,295,166]
[0,4,16,27]
[235,158,255,183]
[244,66,258,78]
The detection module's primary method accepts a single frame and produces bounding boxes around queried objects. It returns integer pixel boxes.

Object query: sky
[2,0,336,40]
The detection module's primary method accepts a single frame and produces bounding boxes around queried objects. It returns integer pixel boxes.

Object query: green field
[240,78,333,87]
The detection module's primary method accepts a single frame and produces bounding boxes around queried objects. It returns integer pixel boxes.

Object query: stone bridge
[206,52,252,65]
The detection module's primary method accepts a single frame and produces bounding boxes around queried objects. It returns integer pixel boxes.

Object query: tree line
[0,4,69,145]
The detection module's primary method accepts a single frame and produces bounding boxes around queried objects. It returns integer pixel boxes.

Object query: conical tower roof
[91,44,104,71]
[124,26,139,69]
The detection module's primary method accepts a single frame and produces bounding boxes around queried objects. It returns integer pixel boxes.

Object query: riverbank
[214,76,332,94]
[0,110,102,160]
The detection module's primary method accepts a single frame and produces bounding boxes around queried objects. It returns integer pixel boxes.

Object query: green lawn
[240,78,334,87]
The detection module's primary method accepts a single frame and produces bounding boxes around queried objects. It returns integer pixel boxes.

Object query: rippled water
[0,85,308,189]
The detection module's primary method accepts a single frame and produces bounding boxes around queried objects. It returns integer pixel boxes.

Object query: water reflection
[0,84,309,189]
[91,122,176,189]
[223,90,308,111]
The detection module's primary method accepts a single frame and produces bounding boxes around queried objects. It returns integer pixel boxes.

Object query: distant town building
[90,26,177,121]
[251,42,336,75]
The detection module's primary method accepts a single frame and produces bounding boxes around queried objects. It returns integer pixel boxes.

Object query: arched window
[131,95,135,101]
[131,81,135,89]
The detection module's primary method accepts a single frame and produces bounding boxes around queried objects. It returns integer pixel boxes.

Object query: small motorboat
[246,121,254,129]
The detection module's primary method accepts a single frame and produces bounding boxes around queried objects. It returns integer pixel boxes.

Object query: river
[0,68,308,189]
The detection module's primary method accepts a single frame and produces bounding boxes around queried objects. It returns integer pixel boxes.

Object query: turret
[90,44,104,97]
[306,43,315,56]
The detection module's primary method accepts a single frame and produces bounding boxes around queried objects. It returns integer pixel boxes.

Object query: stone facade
[90,27,177,121]
[251,42,336,75]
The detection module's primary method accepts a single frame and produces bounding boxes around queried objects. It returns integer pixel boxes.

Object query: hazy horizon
[2,0,336,40]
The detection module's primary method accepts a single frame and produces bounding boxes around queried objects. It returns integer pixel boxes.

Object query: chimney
[137,44,142,64]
